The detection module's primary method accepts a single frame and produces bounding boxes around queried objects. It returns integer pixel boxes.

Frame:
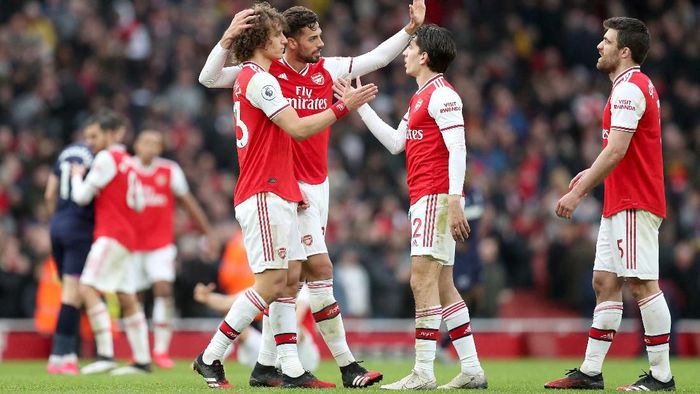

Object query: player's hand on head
[448,195,470,242]
[406,0,426,34]
[221,9,258,48]
[71,163,86,177]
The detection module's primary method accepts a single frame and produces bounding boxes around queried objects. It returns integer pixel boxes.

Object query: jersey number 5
[234,101,249,148]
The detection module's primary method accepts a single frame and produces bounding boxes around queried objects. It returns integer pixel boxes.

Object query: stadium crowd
[0,0,698,320]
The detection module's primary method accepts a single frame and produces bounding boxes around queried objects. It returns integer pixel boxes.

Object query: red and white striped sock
[123,310,151,365]
[87,302,113,359]
[414,305,442,378]
[270,297,305,378]
[639,292,672,383]
[203,288,266,365]
[308,279,354,367]
[443,300,482,375]
[580,301,623,376]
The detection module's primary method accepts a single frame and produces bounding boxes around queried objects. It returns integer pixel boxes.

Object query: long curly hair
[232,2,287,62]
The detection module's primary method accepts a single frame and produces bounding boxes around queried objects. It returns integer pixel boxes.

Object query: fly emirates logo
[406,129,424,140]
[143,185,168,207]
[288,86,328,110]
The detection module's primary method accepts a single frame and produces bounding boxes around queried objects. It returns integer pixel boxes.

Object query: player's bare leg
[151,280,176,369]
[79,284,117,374]
[110,292,152,375]
[436,267,487,389]
[616,279,675,391]
[381,256,440,390]
[545,271,623,389]
[48,275,81,375]
[304,253,383,388]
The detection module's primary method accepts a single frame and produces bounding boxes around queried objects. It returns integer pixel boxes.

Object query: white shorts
[235,192,305,274]
[80,237,135,294]
[409,194,460,265]
[594,209,662,280]
[297,179,329,258]
[132,244,177,291]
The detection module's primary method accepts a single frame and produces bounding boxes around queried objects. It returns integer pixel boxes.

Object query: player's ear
[286,36,298,50]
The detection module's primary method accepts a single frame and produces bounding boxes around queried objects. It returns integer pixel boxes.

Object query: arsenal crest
[302,234,313,246]
[155,174,167,186]
[413,98,423,112]
[311,72,325,85]
[277,248,287,260]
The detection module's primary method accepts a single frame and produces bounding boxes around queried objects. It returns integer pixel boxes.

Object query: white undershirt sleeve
[246,72,291,119]
[323,29,411,80]
[428,87,467,195]
[71,150,116,205]
[610,81,646,132]
[357,104,407,155]
[198,43,242,88]
[169,162,190,197]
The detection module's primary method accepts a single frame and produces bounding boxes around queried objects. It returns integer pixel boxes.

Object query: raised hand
[220,9,258,49]
[405,0,426,35]
[334,77,378,111]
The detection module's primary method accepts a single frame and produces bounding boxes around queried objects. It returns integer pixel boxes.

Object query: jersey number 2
[234,101,249,148]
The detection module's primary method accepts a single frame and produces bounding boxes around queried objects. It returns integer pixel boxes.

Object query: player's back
[93,146,142,251]
[50,143,95,240]
[405,74,462,204]
[232,62,300,205]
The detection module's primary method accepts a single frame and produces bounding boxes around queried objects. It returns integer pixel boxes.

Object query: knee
[591,275,611,297]
[410,274,436,295]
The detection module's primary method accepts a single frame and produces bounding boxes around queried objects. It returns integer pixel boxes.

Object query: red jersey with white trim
[602,66,665,218]
[405,74,465,204]
[93,147,142,250]
[134,158,189,251]
[232,62,301,205]
[269,57,352,184]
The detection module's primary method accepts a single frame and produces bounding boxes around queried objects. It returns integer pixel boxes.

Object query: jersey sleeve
[322,57,353,81]
[610,81,646,133]
[169,162,190,197]
[84,150,117,189]
[246,72,291,119]
[428,87,465,132]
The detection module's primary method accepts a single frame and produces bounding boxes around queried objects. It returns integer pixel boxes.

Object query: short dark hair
[84,109,125,132]
[231,2,287,62]
[282,6,319,39]
[413,24,456,73]
[603,17,650,65]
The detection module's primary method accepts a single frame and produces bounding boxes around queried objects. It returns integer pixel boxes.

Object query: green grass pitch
[0,358,698,392]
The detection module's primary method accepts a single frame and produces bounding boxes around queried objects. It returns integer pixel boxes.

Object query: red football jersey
[270,58,350,185]
[405,74,465,204]
[602,66,665,218]
[93,147,142,250]
[134,158,189,251]
[232,62,301,205]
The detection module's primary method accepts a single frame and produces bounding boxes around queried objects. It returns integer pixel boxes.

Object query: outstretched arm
[198,9,257,88]
[330,0,425,80]
[357,104,407,154]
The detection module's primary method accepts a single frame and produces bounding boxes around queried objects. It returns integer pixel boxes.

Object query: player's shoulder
[154,157,181,171]
[57,143,93,163]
